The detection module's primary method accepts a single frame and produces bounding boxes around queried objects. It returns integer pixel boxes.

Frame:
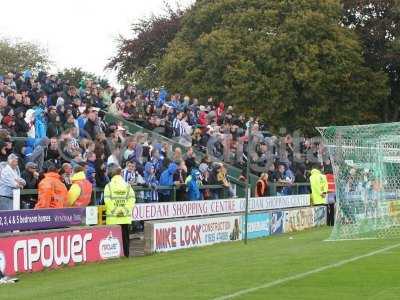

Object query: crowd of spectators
[0,70,333,210]
[109,88,332,194]
[0,71,236,209]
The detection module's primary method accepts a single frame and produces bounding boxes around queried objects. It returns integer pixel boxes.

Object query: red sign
[0,226,123,276]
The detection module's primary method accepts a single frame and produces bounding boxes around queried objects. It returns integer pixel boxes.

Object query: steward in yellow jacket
[104,164,135,257]
[67,167,93,207]
[310,165,328,205]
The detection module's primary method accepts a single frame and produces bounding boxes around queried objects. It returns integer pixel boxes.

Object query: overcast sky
[0,0,193,84]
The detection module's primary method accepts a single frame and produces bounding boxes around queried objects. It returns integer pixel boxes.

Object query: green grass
[1,227,399,300]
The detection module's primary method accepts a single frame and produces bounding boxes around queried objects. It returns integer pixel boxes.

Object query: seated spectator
[35,162,68,209]
[67,165,93,207]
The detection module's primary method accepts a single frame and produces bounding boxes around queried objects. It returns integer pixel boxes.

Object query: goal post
[318,123,400,240]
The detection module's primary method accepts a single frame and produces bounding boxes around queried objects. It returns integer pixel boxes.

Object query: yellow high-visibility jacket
[310,169,328,205]
[104,175,135,225]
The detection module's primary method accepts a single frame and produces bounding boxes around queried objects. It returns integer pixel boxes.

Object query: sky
[0,0,193,84]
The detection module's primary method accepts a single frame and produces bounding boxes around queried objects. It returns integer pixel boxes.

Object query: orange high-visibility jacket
[35,172,68,209]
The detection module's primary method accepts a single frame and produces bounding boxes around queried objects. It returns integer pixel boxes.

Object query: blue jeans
[0,196,13,210]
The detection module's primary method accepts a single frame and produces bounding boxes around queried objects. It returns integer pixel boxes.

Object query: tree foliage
[107,3,185,87]
[57,67,109,88]
[159,0,389,131]
[0,38,50,75]
[342,0,400,122]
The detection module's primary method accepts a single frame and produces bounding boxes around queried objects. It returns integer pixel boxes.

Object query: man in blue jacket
[158,162,178,202]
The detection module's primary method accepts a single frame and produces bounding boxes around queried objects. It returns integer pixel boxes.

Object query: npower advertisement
[0,226,123,276]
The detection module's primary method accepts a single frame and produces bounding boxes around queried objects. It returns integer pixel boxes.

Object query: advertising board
[134,195,309,221]
[242,213,270,239]
[0,207,98,232]
[283,207,314,233]
[0,225,122,276]
[152,216,242,252]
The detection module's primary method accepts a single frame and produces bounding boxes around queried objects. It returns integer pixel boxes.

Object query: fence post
[172,186,177,201]
[13,189,21,210]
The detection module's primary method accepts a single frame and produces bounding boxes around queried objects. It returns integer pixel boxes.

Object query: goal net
[318,123,400,240]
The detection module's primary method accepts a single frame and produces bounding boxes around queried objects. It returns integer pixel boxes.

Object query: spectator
[143,162,159,202]
[0,154,26,210]
[122,161,144,186]
[60,163,73,189]
[255,173,268,197]
[159,162,178,202]
[35,162,68,208]
[310,163,328,206]
[67,165,93,207]
[186,169,202,201]
[21,162,39,189]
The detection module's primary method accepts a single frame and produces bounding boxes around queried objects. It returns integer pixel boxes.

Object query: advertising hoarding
[152,216,242,252]
[0,225,122,276]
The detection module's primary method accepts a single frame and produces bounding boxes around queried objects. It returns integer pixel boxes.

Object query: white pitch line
[212,243,400,300]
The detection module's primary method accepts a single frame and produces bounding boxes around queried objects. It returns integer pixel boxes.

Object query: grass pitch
[1,227,399,300]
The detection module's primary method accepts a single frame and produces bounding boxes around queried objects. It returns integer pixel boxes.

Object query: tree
[0,38,50,75]
[160,0,389,132]
[107,3,185,87]
[342,0,400,121]
[57,67,109,88]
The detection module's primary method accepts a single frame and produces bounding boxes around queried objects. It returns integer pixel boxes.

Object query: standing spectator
[172,112,184,138]
[60,163,73,189]
[174,160,187,201]
[159,162,178,202]
[187,169,202,201]
[0,154,26,210]
[310,164,328,206]
[122,161,144,186]
[67,165,93,207]
[21,162,39,189]
[104,164,135,257]
[35,163,68,209]
[255,173,268,197]
[143,162,159,202]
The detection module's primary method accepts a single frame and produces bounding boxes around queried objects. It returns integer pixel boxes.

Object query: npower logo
[99,232,121,259]
[13,233,93,272]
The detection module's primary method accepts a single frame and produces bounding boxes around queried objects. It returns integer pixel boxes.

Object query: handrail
[20,184,226,196]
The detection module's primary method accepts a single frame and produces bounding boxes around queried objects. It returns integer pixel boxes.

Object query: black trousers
[327,203,335,226]
[121,224,130,257]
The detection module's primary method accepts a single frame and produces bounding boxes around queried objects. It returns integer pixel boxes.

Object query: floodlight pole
[244,122,252,245]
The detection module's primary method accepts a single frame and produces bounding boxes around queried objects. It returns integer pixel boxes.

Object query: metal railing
[19,184,229,204]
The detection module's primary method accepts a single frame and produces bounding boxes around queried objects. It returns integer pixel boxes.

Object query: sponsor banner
[242,213,270,239]
[270,211,284,235]
[134,195,310,221]
[313,206,327,226]
[0,207,98,232]
[0,226,123,276]
[153,216,242,252]
[283,207,314,233]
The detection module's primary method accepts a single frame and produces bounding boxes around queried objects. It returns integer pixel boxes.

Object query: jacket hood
[144,162,154,177]
[109,175,130,193]
[311,169,322,176]
[72,171,86,182]
[167,162,177,174]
